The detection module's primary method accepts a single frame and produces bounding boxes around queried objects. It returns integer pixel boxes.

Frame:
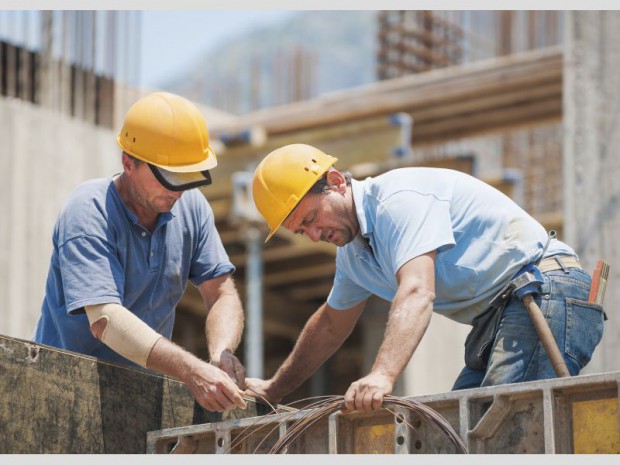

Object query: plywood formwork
[0,334,266,454]
[146,371,620,454]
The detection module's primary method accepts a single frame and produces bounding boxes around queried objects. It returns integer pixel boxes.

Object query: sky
[139,10,297,90]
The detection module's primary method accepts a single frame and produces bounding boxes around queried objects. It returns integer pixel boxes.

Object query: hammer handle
[522,294,570,378]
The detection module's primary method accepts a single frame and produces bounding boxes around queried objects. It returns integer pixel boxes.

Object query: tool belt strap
[538,255,582,273]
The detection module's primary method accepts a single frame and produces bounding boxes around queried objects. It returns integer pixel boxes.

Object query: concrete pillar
[564,11,620,374]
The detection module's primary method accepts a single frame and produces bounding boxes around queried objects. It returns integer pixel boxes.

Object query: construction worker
[246,143,605,412]
[33,92,246,412]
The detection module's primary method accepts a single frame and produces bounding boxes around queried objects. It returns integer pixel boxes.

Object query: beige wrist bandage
[85,303,162,367]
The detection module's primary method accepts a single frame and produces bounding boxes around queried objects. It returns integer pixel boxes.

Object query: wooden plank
[412,98,561,143]
[228,243,335,268]
[263,263,336,287]
[287,283,334,302]
[410,80,561,124]
[211,115,404,194]
[211,47,562,137]
[0,334,263,453]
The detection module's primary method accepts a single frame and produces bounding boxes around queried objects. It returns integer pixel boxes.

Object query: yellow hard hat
[117,92,217,189]
[252,144,338,241]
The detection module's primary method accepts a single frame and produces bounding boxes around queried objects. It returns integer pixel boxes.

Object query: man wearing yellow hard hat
[246,143,603,413]
[33,92,247,412]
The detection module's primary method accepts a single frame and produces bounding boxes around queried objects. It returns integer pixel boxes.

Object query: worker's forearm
[206,293,244,357]
[147,336,247,412]
[146,337,202,383]
[372,289,434,382]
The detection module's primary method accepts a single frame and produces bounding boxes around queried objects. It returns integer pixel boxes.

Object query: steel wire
[266,394,468,454]
[223,392,467,454]
[226,392,338,453]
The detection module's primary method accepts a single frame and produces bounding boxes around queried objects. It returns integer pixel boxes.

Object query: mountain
[163,11,378,114]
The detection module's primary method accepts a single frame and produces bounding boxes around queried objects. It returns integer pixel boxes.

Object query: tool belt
[464,255,582,371]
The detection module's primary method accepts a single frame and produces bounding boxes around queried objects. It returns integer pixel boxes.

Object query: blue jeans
[452,268,605,390]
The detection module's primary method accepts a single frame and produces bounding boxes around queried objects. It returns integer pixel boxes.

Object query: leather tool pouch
[464,303,507,371]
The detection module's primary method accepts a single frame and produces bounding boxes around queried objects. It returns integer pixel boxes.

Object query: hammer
[513,265,570,378]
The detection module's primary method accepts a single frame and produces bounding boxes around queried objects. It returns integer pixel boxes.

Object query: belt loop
[554,255,569,273]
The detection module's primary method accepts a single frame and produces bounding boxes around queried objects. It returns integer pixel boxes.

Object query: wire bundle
[268,395,467,454]
[228,393,467,454]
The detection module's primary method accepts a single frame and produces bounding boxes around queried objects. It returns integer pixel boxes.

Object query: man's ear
[325,169,347,194]
[121,152,136,173]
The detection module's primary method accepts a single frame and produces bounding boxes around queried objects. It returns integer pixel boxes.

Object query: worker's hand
[244,378,283,405]
[211,349,246,389]
[343,371,394,413]
[185,361,247,413]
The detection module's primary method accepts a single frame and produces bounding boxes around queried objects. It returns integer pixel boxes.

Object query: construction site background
[0,10,618,406]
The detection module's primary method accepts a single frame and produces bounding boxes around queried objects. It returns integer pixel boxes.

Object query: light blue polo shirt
[33,177,234,367]
[327,168,575,324]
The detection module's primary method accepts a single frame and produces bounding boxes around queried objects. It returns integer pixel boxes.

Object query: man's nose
[306,226,321,242]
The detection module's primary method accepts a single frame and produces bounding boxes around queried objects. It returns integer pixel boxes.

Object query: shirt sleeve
[59,235,124,315]
[376,190,455,275]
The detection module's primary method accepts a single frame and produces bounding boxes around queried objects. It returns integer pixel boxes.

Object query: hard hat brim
[149,164,213,191]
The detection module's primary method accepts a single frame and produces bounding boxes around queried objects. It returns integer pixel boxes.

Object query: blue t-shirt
[327,168,575,324]
[33,177,234,366]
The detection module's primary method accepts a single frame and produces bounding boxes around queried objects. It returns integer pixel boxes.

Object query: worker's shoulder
[59,178,114,217]
[369,166,468,183]
[69,177,111,196]
[363,167,467,197]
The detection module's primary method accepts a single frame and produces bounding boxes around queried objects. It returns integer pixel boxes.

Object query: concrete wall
[564,11,620,375]
[0,96,120,340]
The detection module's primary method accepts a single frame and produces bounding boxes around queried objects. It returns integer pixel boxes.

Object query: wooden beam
[412,97,561,143]
[210,115,404,195]
[263,319,303,341]
[211,47,562,138]
[228,241,335,267]
[263,263,336,287]
[410,80,561,124]
[287,283,334,302]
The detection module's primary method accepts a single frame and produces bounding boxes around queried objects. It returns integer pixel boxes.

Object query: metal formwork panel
[146,372,620,454]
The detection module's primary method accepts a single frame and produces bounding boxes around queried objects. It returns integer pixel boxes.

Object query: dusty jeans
[452,267,605,390]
